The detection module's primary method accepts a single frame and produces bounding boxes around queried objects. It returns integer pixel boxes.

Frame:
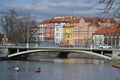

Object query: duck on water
[34,67,41,73]
[11,66,20,72]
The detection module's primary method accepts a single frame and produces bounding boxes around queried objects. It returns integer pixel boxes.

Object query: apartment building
[44,20,54,42]
[31,16,117,46]
[93,23,120,48]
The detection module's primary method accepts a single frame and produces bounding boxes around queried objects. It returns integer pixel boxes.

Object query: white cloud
[0,0,99,20]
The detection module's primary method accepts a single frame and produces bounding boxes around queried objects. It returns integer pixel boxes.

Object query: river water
[0,58,120,80]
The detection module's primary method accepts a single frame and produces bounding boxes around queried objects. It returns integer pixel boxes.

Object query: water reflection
[0,58,120,80]
[37,58,110,65]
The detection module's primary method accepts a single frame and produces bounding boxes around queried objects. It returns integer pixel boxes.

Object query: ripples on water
[0,58,120,80]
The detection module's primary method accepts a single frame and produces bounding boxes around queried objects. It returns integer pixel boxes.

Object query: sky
[0,0,107,22]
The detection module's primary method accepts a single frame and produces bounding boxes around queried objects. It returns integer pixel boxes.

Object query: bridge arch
[8,49,112,60]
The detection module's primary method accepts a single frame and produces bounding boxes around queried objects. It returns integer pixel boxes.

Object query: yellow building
[63,21,74,45]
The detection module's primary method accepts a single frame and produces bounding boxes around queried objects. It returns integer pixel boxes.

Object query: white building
[37,24,45,41]
[92,34,104,48]
[30,21,46,42]
[54,22,65,43]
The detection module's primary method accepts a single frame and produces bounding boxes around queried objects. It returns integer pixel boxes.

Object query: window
[56,27,59,31]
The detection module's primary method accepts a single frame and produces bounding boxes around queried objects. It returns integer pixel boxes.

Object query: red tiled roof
[83,17,116,23]
[88,22,100,27]
[95,24,120,35]
[95,26,107,34]
[91,17,99,22]
[74,18,81,23]
[112,23,120,32]
[39,16,117,25]
[99,18,107,23]
[108,18,116,23]
[51,18,63,23]
[83,18,92,22]
[40,20,51,24]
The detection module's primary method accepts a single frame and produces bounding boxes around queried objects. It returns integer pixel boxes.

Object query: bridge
[0,45,119,60]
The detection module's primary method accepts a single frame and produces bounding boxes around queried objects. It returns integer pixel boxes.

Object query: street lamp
[26,19,30,48]
[35,34,38,47]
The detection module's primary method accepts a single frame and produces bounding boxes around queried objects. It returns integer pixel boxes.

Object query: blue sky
[0,0,107,21]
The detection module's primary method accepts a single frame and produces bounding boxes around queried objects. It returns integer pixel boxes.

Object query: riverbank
[111,60,120,68]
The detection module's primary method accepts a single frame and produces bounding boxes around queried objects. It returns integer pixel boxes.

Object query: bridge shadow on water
[57,52,70,58]
[8,54,28,60]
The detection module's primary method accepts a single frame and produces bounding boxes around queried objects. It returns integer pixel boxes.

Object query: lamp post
[26,19,30,48]
[91,34,93,49]
[36,34,38,47]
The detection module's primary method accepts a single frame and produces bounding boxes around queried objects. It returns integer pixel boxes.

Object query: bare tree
[0,33,3,43]
[97,0,120,48]
[97,0,120,21]
[0,9,37,43]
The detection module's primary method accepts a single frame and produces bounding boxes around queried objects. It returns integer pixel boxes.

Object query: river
[0,58,120,80]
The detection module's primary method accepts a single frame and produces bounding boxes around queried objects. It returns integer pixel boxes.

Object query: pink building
[73,17,116,46]
[73,17,90,45]
[44,21,55,42]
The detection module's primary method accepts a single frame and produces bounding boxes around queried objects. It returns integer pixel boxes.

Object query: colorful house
[30,16,117,47]
[44,20,54,42]
[63,20,74,45]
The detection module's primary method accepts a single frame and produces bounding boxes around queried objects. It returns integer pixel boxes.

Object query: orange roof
[95,24,120,35]
[91,17,99,22]
[108,18,116,23]
[88,22,100,27]
[95,26,107,34]
[99,18,107,23]
[112,23,120,32]
[84,18,92,22]
[51,18,63,22]
[40,20,51,24]
[39,16,117,25]
[84,17,100,22]
[74,17,81,23]
[83,17,116,23]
